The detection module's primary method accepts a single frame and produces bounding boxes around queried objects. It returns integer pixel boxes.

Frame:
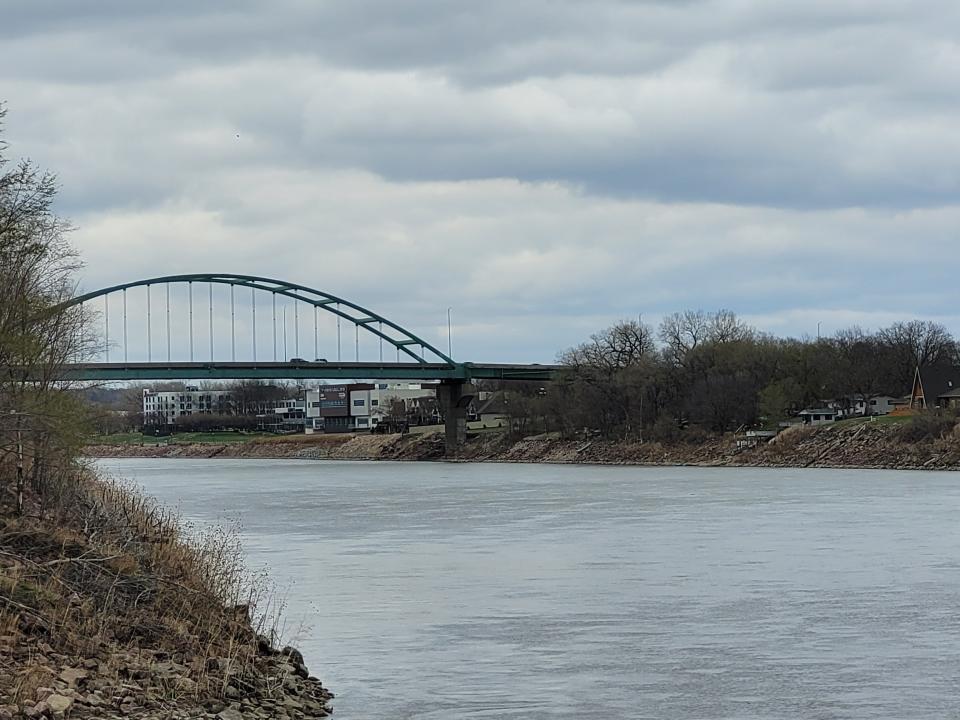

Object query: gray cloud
[3,1,960,361]
[5,1,960,207]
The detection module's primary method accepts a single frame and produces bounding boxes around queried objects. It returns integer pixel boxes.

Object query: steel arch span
[63,273,456,365]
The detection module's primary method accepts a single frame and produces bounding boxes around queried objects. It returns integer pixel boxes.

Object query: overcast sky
[4,1,960,363]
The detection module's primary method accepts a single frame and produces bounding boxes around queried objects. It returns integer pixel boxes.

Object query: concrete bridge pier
[438,381,475,454]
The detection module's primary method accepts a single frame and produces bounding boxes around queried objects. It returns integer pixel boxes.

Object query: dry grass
[0,457,288,701]
[255,433,355,445]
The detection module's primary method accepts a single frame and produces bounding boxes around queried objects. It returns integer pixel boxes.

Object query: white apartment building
[255,397,306,433]
[142,387,235,425]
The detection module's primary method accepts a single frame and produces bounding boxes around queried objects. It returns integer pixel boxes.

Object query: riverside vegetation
[0,467,333,719]
[0,108,331,718]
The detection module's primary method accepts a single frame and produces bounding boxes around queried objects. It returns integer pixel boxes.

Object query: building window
[353,399,365,406]
[371,399,379,406]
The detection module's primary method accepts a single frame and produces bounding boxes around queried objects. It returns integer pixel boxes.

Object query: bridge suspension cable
[230,284,235,362]
[188,281,194,362]
[166,285,171,362]
[146,284,152,362]
[208,282,214,361]
[64,273,456,366]
[122,288,128,363]
[104,295,109,362]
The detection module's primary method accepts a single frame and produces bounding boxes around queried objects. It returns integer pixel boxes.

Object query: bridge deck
[59,361,560,383]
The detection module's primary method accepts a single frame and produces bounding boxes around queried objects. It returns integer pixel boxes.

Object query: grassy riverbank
[0,466,333,719]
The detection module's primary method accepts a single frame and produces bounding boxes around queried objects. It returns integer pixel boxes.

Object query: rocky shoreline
[2,641,331,719]
[1,468,334,719]
[85,421,960,471]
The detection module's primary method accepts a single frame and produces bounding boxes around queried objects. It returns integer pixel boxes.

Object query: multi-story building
[352,382,440,431]
[142,387,235,426]
[255,397,307,433]
[305,383,371,432]
[305,382,438,433]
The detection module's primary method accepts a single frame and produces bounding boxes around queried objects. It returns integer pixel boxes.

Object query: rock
[218,707,245,720]
[177,676,197,694]
[45,694,74,715]
[281,647,304,666]
[256,635,275,656]
[282,696,303,711]
[153,660,189,676]
[23,701,48,719]
[59,667,89,687]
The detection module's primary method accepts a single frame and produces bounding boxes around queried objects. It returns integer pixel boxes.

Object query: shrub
[647,417,683,443]
[896,412,958,443]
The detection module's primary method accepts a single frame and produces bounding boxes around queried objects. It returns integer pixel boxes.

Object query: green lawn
[88,431,274,445]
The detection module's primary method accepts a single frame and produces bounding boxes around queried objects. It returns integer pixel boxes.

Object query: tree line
[499,311,957,440]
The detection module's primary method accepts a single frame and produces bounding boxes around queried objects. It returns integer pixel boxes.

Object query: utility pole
[447,307,453,358]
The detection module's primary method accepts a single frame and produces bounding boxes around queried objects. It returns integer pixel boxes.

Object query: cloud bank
[3,1,959,361]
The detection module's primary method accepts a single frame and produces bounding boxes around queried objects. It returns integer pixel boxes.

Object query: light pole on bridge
[447,307,453,359]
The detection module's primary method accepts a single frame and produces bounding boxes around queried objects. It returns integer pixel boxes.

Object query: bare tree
[560,319,655,372]
[659,310,710,366]
[231,380,285,415]
[877,320,955,383]
[709,309,753,344]
[659,309,754,366]
[0,106,94,512]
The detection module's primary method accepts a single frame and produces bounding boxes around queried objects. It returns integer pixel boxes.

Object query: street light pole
[447,307,453,359]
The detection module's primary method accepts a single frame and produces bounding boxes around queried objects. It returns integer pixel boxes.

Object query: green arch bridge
[56,274,562,449]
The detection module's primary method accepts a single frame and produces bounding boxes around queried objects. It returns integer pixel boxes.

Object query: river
[94,458,960,719]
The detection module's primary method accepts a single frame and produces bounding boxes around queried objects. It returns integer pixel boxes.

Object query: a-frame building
[910,365,960,410]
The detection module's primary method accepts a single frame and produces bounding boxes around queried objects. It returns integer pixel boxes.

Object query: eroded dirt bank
[86,421,960,471]
[457,422,960,470]
[86,432,447,461]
